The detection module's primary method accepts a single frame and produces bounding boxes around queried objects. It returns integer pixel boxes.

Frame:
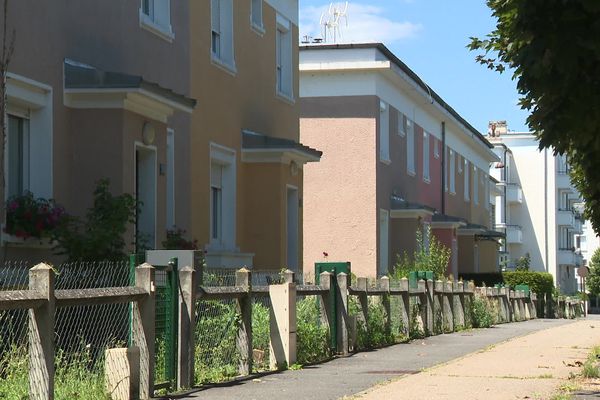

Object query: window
[140,0,173,41]
[251,0,263,31]
[473,166,479,205]
[422,131,430,182]
[464,159,470,201]
[458,155,463,174]
[407,119,415,175]
[276,14,293,99]
[211,0,235,71]
[433,138,439,159]
[449,149,455,194]
[398,111,407,136]
[7,115,30,198]
[444,147,448,192]
[484,173,490,210]
[379,101,390,163]
[210,144,236,250]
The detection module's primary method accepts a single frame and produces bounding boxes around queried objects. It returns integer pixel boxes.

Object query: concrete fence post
[425,280,434,335]
[379,277,391,338]
[133,263,156,400]
[443,281,454,333]
[29,263,55,400]
[269,276,297,370]
[417,280,427,335]
[519,291,526,321]
[283,269,295,284]
[356,277,369,338]
[433,280,444,334]
[319,272,334,347]
[235,268,253,375]
[400,278,410,338]
[336,273,350,355]
[177,266,196,389]
[453,281,465,330]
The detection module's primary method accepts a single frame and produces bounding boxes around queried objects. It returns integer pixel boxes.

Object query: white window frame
[407,119,415,176]
[209,143,237,251]
[139,0,174,42]
[444,147,448,192]
[449,149,455,195]
[211,0,236,74]
[7,113,30,199]
[379,209,390,277]
[6,73,53,201]
[433,138,439,159]
[250,0,265,34]
[398,111,407,137]
[379,101,390,163]
[423,131,430,183]
[473,165,479,205]
[275,14,294,102]
[464,158,470,201]
[458,155,463,174]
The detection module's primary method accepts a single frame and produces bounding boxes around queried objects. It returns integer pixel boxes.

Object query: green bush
[503,271,554,295]
[296,298,331,365]
[252,301,270,371]
[348,296,394,350]
[470,296,494,328]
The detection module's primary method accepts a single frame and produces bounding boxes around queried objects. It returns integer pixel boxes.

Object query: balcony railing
[495,224,523,244]
[557,209,575,227]
[506,183,523,204]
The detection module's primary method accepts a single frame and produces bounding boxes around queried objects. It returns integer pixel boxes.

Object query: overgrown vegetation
[582,346,600,379]
[390,226,451,280]
[587,248,600,296]
[503,271,554,296]
[470,296,494,328]
[53,179,138,261]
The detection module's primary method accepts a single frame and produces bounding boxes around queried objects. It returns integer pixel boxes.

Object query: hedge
[502,271,554,295]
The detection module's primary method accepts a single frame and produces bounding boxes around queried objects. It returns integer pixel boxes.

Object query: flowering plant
[5,192,65,239]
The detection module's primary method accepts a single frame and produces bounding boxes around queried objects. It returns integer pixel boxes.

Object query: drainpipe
[441,122,446,214]
[544,148,549,273]
[503,146,508,254]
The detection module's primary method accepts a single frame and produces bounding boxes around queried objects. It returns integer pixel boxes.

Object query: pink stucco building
[299,43,501,278]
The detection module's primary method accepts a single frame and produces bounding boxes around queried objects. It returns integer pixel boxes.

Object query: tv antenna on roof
[320,2,349,44]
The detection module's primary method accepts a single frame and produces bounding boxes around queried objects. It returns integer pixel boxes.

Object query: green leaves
[471,0,600,233]
[586,248,600,296]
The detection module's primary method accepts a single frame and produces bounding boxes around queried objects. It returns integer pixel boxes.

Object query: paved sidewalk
[179,318,578,400]
[357,316,600,400]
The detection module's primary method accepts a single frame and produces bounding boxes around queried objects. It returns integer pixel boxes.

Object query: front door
[135,145,157,251]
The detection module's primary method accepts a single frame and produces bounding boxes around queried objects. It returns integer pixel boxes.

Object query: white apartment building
[487,121,583,294]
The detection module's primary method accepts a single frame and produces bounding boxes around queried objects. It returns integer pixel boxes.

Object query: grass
[581,345,600,379]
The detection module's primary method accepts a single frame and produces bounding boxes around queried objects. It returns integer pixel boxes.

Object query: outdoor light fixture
[142,121,156,145]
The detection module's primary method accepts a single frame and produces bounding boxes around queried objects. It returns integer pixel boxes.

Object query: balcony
[556,171,574,191]
[556,209,575,227]
[557,249,576,266]
[496,224,523,244]
[574,217,583,234]
[506,184,523,204]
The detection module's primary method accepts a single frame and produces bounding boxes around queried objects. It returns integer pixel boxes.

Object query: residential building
[6,1,195,262]
[299,43,500,279]
[7,1,318,273]
[190,0,320,272]
[488,121,583,293]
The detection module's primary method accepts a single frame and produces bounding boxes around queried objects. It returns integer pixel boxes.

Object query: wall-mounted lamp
[142,122,156,145]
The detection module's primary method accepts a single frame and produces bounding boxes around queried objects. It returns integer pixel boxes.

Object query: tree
[0,0,15,222]
[469,1,600,233]
[588,248,600,296]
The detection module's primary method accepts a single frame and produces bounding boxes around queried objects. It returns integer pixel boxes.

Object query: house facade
[6,1,194,262]
[488,121,583,293]
[299,43,500,279]
[7,1,317,272]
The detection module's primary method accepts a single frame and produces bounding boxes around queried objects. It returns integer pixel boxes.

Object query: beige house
[6,1,318,271]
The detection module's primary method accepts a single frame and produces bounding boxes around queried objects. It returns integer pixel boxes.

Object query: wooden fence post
[177,266,196,389]
[133,263,156,400]
[336,273,350,355]
[400,278,410,338]
[379,276,391,338]
[235,268,253,375]
[29,263,55,400]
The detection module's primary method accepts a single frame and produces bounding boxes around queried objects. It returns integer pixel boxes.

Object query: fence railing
[2,263,586,400]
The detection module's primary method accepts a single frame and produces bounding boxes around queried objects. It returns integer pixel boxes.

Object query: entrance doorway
[135,145,157,251]
[287,186,299,272]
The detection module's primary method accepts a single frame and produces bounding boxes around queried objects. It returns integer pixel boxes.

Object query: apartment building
[299,43,500,278]
[190,0,320,271]
[488,121,583,293]
[6,1,194,262]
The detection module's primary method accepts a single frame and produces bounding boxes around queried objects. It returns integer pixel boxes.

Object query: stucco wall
[300,98,377,278]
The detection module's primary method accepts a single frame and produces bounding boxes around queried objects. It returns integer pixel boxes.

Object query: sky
[298,0,531,134]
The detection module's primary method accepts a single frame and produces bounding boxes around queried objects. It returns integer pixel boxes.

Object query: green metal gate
[315,262,351,351]
[130,254,179,391]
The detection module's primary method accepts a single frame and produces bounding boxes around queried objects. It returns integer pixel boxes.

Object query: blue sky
[299,0,531,134]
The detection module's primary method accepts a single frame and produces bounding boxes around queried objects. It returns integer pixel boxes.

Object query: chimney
[488,120,508,137]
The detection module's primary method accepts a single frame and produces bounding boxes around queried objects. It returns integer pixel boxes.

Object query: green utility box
[515,284,531,302]
[408,271,434,289]
[315,262,351,351]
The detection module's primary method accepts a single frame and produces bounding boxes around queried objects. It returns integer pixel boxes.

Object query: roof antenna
[320,2,349,44]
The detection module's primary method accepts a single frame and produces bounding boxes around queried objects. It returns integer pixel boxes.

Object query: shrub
[53,179,138,261]
[458,273,504,287]
[296,298,331,365]
[587,248,600,296]
[162,227,199,250]
[470,296,494,328]
[503,271,554,295]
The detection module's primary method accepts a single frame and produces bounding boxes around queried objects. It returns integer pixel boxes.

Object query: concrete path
[178,318,581,400]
